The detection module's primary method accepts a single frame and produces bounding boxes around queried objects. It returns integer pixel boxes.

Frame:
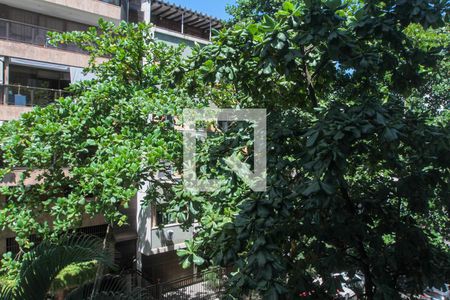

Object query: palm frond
[2,234,114,300]
[0,285,14,300]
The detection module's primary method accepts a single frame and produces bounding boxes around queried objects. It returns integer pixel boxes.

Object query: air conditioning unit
[166,230,174,241]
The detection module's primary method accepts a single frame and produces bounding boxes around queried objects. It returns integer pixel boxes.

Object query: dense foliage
[0,20,192,247]
[172,0,450,299]
[0,1,448,299]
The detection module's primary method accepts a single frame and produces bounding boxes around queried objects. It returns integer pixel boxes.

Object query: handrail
[0,18,86,54]
[0,83,70,107]
[155,267,226,289]
[0,17,64,33]
[144,268,227,299]
[1,83,67,94]
[98,0,121,6]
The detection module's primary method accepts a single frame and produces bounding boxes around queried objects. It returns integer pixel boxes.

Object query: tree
[0,20,194,248]
[404,23,450,114]
[172,0,450,299]
[226,0,287,21]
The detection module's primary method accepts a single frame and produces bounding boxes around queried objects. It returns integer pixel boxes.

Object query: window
[78,224,108,238]
[6,237,20,254]
[153,204,178,227]
[6,235,41,255]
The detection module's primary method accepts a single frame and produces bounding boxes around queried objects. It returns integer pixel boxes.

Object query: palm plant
[0,234,114,300]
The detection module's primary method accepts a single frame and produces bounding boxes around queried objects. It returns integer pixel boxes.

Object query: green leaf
[247,24,259,35]
[256,251,266,267]
[307,131,320,147]
[282,1,295,13]
[383,127,398,142]
[181,258,191,269]
[326,0,341,10]
[320,182,336,195]
[192,254,205,266]
[302,181,321,196]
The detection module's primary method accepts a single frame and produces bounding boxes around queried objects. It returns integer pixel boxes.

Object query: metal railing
[100,0,121,5]
[0,18,84,53]
[146,268,227,300]
[0,84,70,107]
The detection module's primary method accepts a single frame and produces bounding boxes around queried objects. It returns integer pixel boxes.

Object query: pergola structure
[150,0,223,40]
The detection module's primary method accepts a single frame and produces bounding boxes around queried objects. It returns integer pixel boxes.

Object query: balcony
[0,18,84,54]
[0,0,121,25]
[1,84,69,107]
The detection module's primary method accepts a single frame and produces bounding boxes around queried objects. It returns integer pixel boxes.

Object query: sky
[165,0,237,20]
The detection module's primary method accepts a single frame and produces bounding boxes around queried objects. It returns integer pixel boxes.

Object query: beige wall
[0,40,106,68]
[0,0,121,25]
[42,0,121,21]
[0,105,32,121]
[0,168,71,187]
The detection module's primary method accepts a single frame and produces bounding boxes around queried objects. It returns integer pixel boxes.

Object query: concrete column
[209,19,212,41]
[142,0,152,24]
[0,57,4,85]
[2,57,9,105]
[142,0,155,38]
[136,181,153,256]
[181,13,185,34]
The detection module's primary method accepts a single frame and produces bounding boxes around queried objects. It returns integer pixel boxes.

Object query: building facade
[0,0,222,285]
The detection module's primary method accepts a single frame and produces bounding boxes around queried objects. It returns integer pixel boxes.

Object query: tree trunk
[90,223,112,299]
[301,47,318,108]
[362,264,374,300]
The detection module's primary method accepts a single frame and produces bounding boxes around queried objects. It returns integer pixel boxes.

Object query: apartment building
[0,0,222,285]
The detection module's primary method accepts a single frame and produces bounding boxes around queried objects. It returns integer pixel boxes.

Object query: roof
[151,0,223,31]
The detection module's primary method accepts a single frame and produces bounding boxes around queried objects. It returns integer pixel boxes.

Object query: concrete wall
[42,0,121,21]
[0,105,32,121]
[149,225,194,254]
[154,28,211,57]
[154,31,196,57]
[0,0,121,25]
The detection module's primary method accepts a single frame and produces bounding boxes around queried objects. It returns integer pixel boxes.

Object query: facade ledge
[154,27,210,45]
[0,40,106,68]
[149,242,187,255]
[0,0,121,25]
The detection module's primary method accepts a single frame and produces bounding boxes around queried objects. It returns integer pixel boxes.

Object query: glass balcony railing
[0,84,70,107]
[100,0,121,5]
[0,18,85,53]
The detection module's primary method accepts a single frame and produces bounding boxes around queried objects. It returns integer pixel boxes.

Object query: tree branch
[301,47,318,108]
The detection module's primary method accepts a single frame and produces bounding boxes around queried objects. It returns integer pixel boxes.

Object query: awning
[10,58,70,72]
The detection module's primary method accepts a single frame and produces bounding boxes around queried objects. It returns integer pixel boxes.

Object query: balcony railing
[146,268,227,300]
[1,84,70,107]
[0,18,84,53]
[100,0,121,5]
